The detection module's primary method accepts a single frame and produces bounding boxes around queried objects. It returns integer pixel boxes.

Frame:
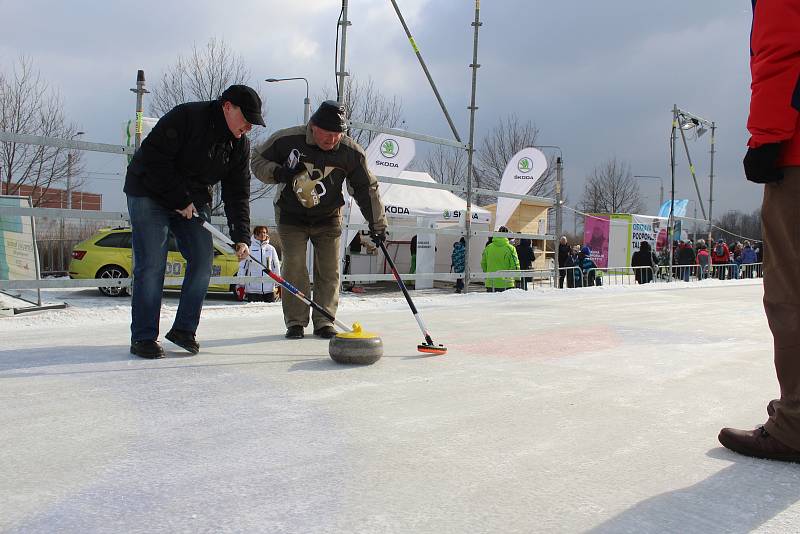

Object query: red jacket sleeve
[747,0,800,149]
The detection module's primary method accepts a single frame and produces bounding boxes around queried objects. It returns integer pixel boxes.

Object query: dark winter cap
[580,246,591,256]
[310,100,348,132]
[220,85,265,126]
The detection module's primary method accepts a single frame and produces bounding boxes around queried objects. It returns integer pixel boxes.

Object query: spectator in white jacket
[237,226,281,302]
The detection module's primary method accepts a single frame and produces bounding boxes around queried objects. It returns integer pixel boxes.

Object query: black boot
[285,325,304,339]
[165,328,200,354]
[130,340,165,359]
[313,325,337,339]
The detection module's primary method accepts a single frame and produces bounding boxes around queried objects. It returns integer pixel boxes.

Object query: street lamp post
[265,77,311,123]
[266,77,313,278]
[634,175,664,212]
[708,121,716,243]
[669,105,714,282]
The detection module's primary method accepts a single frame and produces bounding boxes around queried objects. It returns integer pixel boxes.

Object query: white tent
[346,170,490,227]
[344,171,491,281]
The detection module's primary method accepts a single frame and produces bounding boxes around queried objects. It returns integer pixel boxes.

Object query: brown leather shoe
[767,399,778,417]
[718,425,800,462]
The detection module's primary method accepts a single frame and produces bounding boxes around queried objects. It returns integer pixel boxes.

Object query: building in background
[1,184,102,211]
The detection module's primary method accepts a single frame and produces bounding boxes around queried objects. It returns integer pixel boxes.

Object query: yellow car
[68,227,241,297]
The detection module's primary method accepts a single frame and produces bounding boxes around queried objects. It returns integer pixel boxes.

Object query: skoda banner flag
[364,133,415,178]
[494,147,548,230]
[341,133,416,262]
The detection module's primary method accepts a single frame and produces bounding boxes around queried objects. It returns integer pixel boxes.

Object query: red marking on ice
[451,325,622,360]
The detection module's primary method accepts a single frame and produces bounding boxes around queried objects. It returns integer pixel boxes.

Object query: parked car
[68,227,240,297]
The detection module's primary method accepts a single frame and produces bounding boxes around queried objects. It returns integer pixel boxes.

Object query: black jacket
[677,245,696,266]
[631,242,657,284]
[124,100,251,244]
[558,242,571,266]
[516,239,535,269]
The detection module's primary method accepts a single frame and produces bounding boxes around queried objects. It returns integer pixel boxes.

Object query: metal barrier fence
[653,262,763,282]
[2,121,556,295]
[461,263,767,293]
[584,266,652,286]
[2,205,554,294]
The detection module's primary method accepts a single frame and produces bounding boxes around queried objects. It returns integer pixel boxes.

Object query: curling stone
[329,323,383,365]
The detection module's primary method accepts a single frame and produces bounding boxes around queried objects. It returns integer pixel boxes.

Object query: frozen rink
[2,279,800,533]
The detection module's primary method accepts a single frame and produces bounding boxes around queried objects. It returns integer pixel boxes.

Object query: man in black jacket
[677,240,696,282]
[251,100,387,339]
[124,84,263,358]
[515,238,535,290]
[557,236,570,288]
[631,241,656,284]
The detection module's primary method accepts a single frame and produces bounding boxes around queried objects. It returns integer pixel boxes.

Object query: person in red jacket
[695,241,711,280]
[710,238,731,279]
[718,0,800,462]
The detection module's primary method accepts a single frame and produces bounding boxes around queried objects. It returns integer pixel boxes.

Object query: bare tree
[149,37,271,213]
[473,115,557,205]
[149,37,252,116]
[713,208,762,242]
[0,56,85,206]
[580,158,644,214]
[421,114,557,206]
[424,144,468,186]
[321,75,405,147]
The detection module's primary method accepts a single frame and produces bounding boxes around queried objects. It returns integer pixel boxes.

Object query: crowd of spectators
[555,235,764,288]
[464,233,762,292]
[651,238,763,282]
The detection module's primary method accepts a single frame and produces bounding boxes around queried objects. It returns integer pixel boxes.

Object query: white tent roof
[357,170,491,223]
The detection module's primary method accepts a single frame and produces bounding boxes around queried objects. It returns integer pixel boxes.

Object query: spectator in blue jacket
[740,240,758,278]
[577,245,599,287]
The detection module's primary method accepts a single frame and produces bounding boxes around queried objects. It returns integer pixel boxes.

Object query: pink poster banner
[583,215,610,268]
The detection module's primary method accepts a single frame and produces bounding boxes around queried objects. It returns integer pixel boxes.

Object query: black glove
[273,165,305,184]
[744,143,784,184]
[370,231,386,246]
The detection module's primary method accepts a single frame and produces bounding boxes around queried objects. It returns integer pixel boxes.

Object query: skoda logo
[517,157,532,173]
[443,210,451,219]
[380,139,399,159]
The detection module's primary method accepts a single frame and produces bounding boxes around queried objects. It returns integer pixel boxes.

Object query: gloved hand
[273,165,305,184]
[744,143,784,184]
[234,242,250,260]
[370,231,387,246]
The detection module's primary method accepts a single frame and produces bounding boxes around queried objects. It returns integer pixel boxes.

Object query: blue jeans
[127,195,213,342]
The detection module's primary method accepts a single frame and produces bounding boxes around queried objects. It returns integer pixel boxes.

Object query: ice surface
[2,279,799,533]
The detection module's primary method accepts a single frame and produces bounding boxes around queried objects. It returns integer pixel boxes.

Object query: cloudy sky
[1,0,759,222]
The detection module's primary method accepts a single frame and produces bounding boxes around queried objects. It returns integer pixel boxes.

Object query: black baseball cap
[310,100,348,132]
[220,85,265,126]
